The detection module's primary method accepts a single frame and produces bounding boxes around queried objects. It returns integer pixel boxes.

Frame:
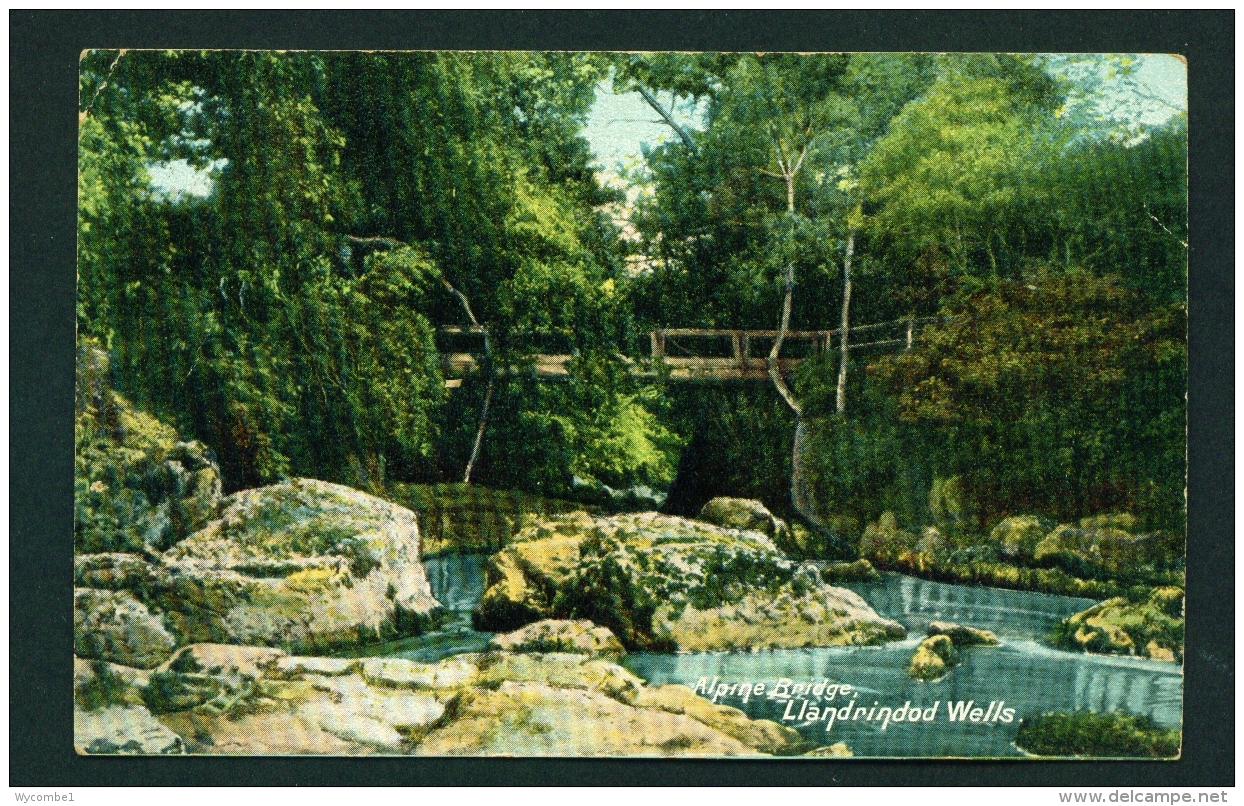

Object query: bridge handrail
[437,316,953,340]
[651,316,950,340]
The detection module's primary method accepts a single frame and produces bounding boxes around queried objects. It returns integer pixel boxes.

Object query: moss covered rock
[75,656,151,712]
[473,511,904,651]
[820,558,881,584]
[927,621,1000,647]
[859,512,918,559]
[75,553,161,596]
[1015,711,1180,758]
[75,344,222,554]
[1049,587,1184,661]
[113,649,820,756]
[699,497,789,543]
[472,651,643,700]
[908,634,958,681]
[75,704,185,755]
[1035,523,1182,579]
[416,681,759,757]
[153,478,441,652]
[488,619,625,658]
[74,588,177,670]
[627,683,808,755]
[1079,513,1140,532]
[360,656,478,690]
[992,515,1052,562]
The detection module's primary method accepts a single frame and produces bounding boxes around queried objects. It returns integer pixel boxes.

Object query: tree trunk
[463,375,493,484]
[438,277,493,485]
[835,228,855,415]
[767,258,803,417]
[768,176,803,416]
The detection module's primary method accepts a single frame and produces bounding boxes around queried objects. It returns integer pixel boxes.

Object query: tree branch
[440,277,482,328]
[635,85,697,152]
[767,259,803,417]
[345,234,406,251]
[835,228,856,415]
[769,137,790,177]
[790,140,814,177]
[346,233,495,483]
[1145,203,1189,249]
[440,275,493,484]
[79,49,127,125]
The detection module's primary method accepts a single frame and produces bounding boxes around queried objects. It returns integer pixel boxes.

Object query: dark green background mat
[10,9,1233,787]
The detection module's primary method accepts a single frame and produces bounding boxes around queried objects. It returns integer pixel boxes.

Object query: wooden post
[651,331,666,358]
[905,318,914,351]
[732,331,743,367]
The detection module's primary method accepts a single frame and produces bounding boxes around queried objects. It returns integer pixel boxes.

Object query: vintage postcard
[73,50,1187,758]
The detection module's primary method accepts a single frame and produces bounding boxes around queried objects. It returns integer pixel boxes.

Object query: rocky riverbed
[75,631,832,757]
[472,507,905,652]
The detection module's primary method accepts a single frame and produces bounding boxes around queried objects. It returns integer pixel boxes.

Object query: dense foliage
[79,51,1186,573]
[78,50,673,496]
[617,53,1186,551]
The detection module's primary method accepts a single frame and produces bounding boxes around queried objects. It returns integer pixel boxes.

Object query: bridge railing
[649,316,949,361]
[436,316,953,383]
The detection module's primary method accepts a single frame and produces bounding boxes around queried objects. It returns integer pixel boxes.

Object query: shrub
[1015,711,1180,758]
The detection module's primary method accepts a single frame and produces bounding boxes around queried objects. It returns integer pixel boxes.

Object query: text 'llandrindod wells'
[691,676,1016,732]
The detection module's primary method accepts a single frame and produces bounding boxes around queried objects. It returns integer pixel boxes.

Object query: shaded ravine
[344,553,495,663]
[353,554,1183,758]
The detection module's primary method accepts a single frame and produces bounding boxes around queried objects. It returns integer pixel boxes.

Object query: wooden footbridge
[439,317,944,386]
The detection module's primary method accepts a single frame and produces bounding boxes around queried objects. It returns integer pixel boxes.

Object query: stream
[355,552,1184,758]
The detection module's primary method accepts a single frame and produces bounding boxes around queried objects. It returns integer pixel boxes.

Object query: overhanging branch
[635,85,697,152]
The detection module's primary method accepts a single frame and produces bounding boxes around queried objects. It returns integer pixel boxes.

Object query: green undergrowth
[868,552,1177,600]
[386,483,592,557]
[1015,711,1180,758]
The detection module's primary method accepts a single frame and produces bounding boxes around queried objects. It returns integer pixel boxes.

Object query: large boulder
[74,588,176,669]
[1034,522,1182,577]
[153,478,442,653]
[627,683,806,755]
[473,511,905,652]
[927,621,1000,647]
[75,705,184,755]
[75,552,161,595]
[86,649,818,756]
[699,497,789,543]
[74,656,151,712]
[75,343,222,554]
[908,634,958,681]
[488,619,626,658]
[415,681,758,757]
[1048,587,1184,662]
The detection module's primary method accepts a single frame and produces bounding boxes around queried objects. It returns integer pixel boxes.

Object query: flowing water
[361,553,1184,758]
[347,552,493,661]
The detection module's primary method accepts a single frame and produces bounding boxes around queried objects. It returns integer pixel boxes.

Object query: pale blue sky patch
[582,77,706,176]
[147,158,228,201]
[1132,54,1187,123]
[580,55,1188,178]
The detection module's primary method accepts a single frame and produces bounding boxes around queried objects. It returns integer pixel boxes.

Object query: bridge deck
[442,354,805,382]
[438,318,944,384]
